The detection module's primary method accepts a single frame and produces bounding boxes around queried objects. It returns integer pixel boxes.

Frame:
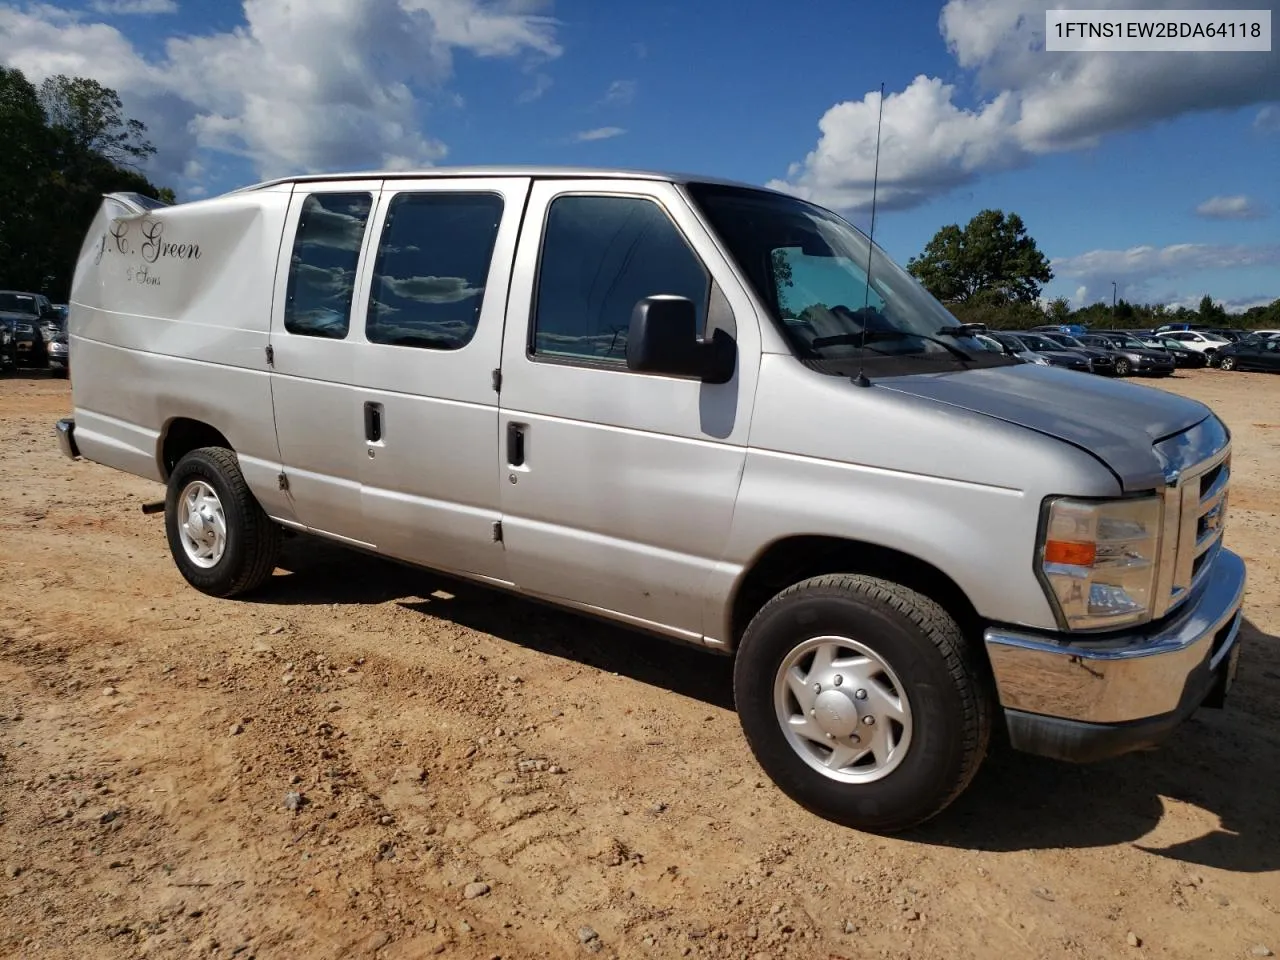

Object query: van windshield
[684,184,1017,377]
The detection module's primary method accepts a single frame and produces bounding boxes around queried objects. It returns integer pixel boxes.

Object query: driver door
[495,179,762,639]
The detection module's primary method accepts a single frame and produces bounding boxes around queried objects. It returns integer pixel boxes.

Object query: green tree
[0,67,173,299]
[1198,294,1227,326]
[0,67,53,291]
[907,210,1053,304]
[38,74,157,168]
[1046,296,1071,324]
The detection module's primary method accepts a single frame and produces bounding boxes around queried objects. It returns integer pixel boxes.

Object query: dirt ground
[1,367,1278,960]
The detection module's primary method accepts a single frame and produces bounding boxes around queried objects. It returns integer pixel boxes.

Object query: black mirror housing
[625,296,735,384]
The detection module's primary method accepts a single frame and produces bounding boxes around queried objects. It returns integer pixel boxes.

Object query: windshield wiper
[810,329,973,361]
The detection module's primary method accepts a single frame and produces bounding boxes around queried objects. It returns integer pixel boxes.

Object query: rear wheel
[1114,357,1132,376]
[733,575,993,833]
[1220,356,1236,371]
[164,447,281,597]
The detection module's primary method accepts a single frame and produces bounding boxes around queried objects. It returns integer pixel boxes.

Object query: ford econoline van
[55,168,1246,831]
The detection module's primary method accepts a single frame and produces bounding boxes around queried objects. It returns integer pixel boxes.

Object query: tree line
[0,66,173,300]
[906,209,1280,331]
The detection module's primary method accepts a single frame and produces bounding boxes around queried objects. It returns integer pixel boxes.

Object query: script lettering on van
[95,217,203,288]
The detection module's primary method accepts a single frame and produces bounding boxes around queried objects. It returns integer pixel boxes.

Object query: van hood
[877,364,1213,492]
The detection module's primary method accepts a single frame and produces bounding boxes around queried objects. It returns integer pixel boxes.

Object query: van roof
[228,166,786,196]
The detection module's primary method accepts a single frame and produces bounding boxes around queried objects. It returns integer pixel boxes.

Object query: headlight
[1038,496,1163,630]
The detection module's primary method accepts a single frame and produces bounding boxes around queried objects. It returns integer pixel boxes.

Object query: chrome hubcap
[773,636,913,783]
[177,480,227,568]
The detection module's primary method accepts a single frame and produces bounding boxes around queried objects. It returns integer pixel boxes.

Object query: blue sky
[2,0,1277,311]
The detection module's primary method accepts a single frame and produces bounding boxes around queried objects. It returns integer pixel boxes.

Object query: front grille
[1155,443,1230,618]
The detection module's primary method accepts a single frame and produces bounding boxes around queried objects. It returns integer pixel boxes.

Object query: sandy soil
[1,367,1278,960]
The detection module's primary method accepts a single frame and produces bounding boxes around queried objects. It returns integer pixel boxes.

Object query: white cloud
[0,0,562,188]
[516,71,552,103]
[90,0,177,13]
[574,125,625,142]
[1221,294,1278,313]
[599,79,635,106]
[1195,195,1267,220]
[1255,105,1280,133]
[768,77,1023,211]
[1051,242,1280,304]
[774,0,1280,212]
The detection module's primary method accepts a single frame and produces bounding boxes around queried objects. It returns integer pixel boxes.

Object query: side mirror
[625,295,735,384]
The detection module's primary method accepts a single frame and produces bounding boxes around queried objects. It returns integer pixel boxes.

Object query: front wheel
[1114,357,1132,376]
[733,575,993,833]
[164,447,281,597]
[1219,356,1236,371]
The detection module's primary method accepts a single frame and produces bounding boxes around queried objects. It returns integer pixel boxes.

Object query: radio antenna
[852,81,886,389]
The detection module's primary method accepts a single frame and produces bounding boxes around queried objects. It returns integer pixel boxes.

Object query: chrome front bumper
[984,548,1246,762]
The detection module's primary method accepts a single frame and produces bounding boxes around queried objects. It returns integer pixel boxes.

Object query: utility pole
[1112,282,1117,308]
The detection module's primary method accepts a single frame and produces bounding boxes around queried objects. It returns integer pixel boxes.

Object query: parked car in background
[1203,329,1246,343]
[0,290,55,367]
[1136,335,1209,368]
[979,332,1048,365]
[0,321,15,371]
[1038,332,1118,375]
[995,331,1093,372]
[1080,332,1176,377]
[1160,329,1230,358]
[1030,323,1090,337]
[44,316,69,377]
[1212,338,1280,372]
[1154,322,1213,333]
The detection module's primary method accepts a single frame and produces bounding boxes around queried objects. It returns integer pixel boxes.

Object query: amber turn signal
[1043,539,1097,567]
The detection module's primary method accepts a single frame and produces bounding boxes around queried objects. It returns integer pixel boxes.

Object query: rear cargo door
[350,177,530,583]
[268,179,383,546]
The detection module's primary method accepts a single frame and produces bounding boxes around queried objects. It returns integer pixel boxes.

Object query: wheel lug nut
[809,709,816,716]
[863,716,876,726]
[825,733,834,740]
[851,734,861,744]
[833,675,843,686]
[854,689,867,700]
[813,683,821,693]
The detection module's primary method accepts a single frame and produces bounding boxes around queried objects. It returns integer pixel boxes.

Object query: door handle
[364,402,383,443]
[507,422,526,467]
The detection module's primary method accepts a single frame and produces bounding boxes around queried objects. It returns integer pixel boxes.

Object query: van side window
[284,192,373,339]
[532,195,709,364]
[366,192,504,351]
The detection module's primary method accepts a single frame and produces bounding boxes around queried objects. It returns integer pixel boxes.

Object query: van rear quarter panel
[68,188,294,517]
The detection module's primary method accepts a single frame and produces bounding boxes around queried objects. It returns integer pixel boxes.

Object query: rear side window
[532,195,709,363]
[284,192,373,339]
[366,192,504,350]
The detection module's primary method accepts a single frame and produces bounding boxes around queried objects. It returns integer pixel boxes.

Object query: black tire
[733,574,993,833]
[1219,356,1235,371]
[1113,357,1132,377]
[164,446,281,598]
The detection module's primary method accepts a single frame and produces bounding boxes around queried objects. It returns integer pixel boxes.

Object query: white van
[57,168,1246,831]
